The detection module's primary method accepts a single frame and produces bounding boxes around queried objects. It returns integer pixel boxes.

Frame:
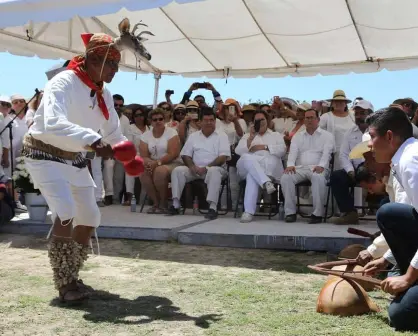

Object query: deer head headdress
[114,18,154,66]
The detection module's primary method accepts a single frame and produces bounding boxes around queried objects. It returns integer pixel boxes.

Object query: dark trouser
[329,169,355,213]
[377,203,418,331]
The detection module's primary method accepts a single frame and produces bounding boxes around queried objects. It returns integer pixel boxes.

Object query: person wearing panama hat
[393,98,418,121]
[320,89,356,170]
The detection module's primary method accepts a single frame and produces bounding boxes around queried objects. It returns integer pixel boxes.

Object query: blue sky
[1,52,417,110]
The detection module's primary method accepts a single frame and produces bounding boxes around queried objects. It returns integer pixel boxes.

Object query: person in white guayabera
[22,19,148,303]
[280,109,335,224]
[168,107,231,220]
[235,110,286,223]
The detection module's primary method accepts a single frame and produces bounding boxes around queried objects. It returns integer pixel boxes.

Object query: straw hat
[297,102,312,111]
[241,104,256,113]
[174,104,186,110]
[327,90,352,103]
[186,101,199,108]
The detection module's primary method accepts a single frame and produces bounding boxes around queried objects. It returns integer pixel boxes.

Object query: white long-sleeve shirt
[319,112,355,153]
[235,129,286,181]
[339,125,364,173]
[120,114,131,138]
[0,114,10,150]
[287,128,335,169]
[367,172,408,259]
[29,70,125,152]
[382,138,418,268]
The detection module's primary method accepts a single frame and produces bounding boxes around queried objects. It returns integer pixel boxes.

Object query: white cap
[0,95,11,104]
[362,132,371,142]
[352,99,374,112]
[45,60,70,80]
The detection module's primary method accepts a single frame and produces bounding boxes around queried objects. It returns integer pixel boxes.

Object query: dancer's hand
[91,140,113,159]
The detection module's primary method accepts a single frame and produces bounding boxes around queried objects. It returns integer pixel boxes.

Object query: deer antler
[131,22,149,35]
[137,31,155,38]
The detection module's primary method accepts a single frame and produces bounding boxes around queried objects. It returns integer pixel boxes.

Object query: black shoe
[103,195,113,206]
[204,209,218,220]
[285,214,297,223]
[308,215,323,224]
[166,205,180,216]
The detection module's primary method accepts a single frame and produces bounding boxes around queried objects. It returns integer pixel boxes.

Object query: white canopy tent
[2,0,418,103]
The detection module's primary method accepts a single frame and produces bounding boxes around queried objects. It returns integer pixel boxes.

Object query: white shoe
[240,212,253,223]
[15,201,27,211]
[264,181,276,195]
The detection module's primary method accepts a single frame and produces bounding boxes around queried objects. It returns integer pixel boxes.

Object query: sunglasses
[152,117,164,122]
[175,109,186,114]
[12,99,25,104]
[114,104,123,109]
[0,102,11,108]
[403,103,412,108]
[186,108,198,113]
[161,106,171,111]
[134,114,144,118]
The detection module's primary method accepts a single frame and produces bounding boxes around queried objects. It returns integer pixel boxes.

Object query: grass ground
[0,233,414,336]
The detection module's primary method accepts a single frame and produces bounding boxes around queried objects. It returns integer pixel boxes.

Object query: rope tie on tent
[26,29,32,41]
[223,67,230,84]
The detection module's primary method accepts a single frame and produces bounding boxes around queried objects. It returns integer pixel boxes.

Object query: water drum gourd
[308,259,381,317]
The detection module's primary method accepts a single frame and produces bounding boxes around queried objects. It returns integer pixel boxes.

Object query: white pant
[280,166,328,217]
[237,154,271,215]
[38,183,100,228]
[171,166,227,205]
[103,159,125,200]
[90,157,103,201]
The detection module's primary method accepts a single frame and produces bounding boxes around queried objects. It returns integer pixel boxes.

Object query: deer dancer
[22,18,152,304]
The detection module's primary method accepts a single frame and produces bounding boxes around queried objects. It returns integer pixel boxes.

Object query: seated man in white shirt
[329,99,374,224]
[363,107,418,331]
[280,109,335,224]
[235,111,286,223]
[168,107,231,220]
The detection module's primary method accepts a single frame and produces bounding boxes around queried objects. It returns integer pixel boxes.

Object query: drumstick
[308,265,382,286]
[347,227,378,239]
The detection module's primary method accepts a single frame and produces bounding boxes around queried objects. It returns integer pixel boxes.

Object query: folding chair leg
[234,185,243,218]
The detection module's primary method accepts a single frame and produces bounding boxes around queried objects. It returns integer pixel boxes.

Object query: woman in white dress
[320,90,355,170]
[139,108,181,213]
[123,104,149,206]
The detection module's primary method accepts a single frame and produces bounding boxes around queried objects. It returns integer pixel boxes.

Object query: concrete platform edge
[177,232,370,253]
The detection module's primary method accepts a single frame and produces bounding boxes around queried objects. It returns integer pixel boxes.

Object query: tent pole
[153,73,161,108]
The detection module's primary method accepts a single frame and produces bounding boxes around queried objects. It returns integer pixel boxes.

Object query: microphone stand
[0,89,41,206]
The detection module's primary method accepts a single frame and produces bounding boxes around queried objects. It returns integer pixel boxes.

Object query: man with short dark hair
[168,107,230,220]
[329,99,374,224]
[281,109,334,224]
[363,106,418,331]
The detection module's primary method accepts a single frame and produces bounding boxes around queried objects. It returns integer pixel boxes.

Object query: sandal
[59,281,89,304]
[147,206,158,214]
[77,279,94,295]
[155,208,167,215]
[122,193,133,206]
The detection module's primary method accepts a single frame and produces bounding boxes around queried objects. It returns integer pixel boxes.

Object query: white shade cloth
[2,0,418,77]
